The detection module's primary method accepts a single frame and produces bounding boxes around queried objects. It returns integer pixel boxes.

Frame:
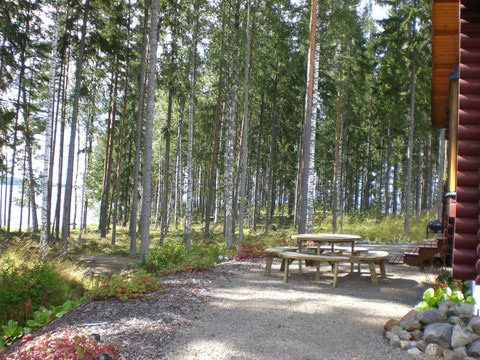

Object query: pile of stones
[384,301,480,359]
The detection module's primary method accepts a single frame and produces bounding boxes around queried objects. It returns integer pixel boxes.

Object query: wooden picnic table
[290,233,362,274]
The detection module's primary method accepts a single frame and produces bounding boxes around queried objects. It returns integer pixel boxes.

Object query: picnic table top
[290,233,361,242]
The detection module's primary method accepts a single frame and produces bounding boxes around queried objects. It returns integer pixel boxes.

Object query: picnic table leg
[280,258,286,271]
[315,261,320,281]
[368,261,379,285]
[333,262,339,288]
[264,256,273,276]
[284,258,289,283]
[298,240,303,275]
[379,260,387,279]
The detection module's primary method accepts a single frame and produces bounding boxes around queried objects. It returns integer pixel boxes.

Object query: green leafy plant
[139,239,224,275]
[1,320,23,346]
[88,269,163,301]
[415,272,475,311]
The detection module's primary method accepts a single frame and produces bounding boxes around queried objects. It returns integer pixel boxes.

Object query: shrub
[0,329,119,360]
[415,271,475,311]
[0,261,68,326]
[140,239,224,275]
[235,242,265,260]
[88,269,163,301]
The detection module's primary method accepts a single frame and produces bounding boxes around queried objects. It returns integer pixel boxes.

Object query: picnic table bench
[279,250,389,288]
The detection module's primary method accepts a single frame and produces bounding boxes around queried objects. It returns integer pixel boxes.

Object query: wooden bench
[279,250,389,288]
[263,246,298,276]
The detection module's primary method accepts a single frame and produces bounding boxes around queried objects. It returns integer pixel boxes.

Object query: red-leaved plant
[0,329,119,360]
[235,242,266,260]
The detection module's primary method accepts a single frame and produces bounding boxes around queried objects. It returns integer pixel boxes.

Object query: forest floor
[6,244,430,359]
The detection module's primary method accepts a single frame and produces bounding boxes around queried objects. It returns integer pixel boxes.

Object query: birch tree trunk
[61,0,89,252]
[238,1,253,246]
[139,0,160,258]
[298,0,317,234]
[306,4,321,233]
[129,6,148,255]
[184,0,199,250]
[41,19,59,254]
[332,46,343,234]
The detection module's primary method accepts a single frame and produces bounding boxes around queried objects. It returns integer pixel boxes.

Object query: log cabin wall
[452,0,480,281]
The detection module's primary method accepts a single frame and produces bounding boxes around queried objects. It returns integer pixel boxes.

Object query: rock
[410,330,423,341]
[399,310,419,330]
[407,347,423,356]
[444,349,463,360]
[400,340,411,350]
[467,339,480,357]
[384,319,398,332]
[390,325,402,336]
[440,300,456,315]
[449,316,467,328]
[418,308,446,324]
[454,346,468,358]
[450,303,475,322]
[399,330,412,341]
[91,333,101,341]
[385,332,391,340]
[451,324,473,348]
[472,333,480,342]
[424,323,453,348]
[99,355,112,360]
[468,316,480,335]
[407,320,423,332]
[390,334,400,347]
[425,343,443,357]
[416,340,426,352]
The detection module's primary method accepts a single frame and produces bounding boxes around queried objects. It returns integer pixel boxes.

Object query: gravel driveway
[167,257,428,360]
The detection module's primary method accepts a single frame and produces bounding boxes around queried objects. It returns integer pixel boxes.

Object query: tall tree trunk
[174,106,183,229]
[298,0,317,234]
[112,65,129,245]
[265,66,278,233]
[306,1,321,233]
[99,57,119,238]
[404,20,416,235]
[7,25,28,234]
[223,0,237,249]
[415,139,423,215]
[204,11,225,241]
[61,0,90,252]
[160,91,173,242]
[437,129,446,219]
[253,91,264,232]
[129,6,149,255]
[22,77,39,232]
[184,0,199,250]
[78,108,92,243]
[332,44,343,234]
[383,118,392,214]
[139,0,160,258]
[238,1,253,246]
[41,19,59,254]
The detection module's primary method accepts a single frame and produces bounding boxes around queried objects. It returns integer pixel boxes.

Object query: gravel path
[3,249,431,359]
[166,258,427,360]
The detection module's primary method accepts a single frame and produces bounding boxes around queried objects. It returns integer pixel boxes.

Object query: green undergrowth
[313,212,432,243]
[87,269,163,301]
[0,237,87,328]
